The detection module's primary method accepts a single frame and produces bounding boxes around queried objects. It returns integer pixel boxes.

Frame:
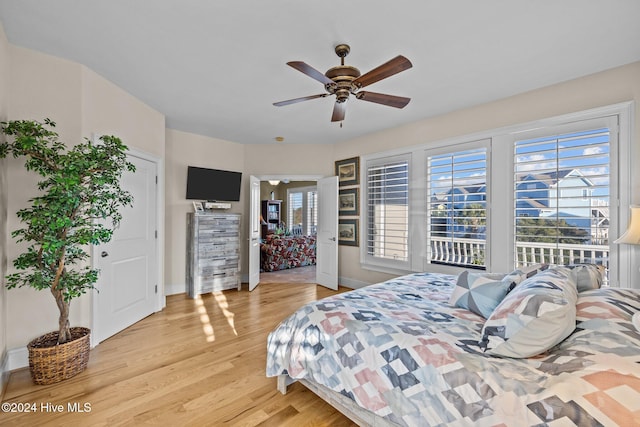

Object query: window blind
[427,148,487,268]
[366,159,409,262]
[514,128,610,268]
[307,190,317,235]
[288,192,303,230]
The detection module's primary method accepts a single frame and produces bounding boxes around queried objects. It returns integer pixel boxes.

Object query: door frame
[90,147,164,347]
[247,174,324,285]
[315,176,339,290]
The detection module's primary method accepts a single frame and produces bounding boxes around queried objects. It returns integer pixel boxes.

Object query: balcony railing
[430,236,609,271]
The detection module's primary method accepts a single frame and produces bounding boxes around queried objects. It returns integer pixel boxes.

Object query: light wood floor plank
[1,283,357,426]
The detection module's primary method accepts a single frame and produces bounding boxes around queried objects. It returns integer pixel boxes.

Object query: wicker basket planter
[27,327,91,385]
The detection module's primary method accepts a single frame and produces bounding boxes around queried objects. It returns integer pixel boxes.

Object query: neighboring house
[433,169,607,241]
[516,169,595,230]
[431,185,487,239]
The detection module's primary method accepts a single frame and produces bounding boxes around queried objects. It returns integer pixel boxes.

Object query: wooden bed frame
[277,374,398,427]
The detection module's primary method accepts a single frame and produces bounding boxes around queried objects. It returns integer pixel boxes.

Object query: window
[287,186,317,235]
[514,127,611,273]
[365,156,409,265]
[427,147,487,268]
[359,103,628,286]
[306,190,317,234]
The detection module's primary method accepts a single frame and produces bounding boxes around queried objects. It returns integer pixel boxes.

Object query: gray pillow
[557,264,605,292]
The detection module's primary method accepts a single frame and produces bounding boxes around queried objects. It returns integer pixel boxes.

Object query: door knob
[101,251,109,258]
[330,237,336,242]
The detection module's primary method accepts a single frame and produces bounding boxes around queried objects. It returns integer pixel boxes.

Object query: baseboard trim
[338,276,370,290]
[165,282,186,296]
[0,350,9,399]
[7,346,28,372]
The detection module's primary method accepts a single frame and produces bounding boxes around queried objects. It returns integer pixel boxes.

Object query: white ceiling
[1,1,639,145]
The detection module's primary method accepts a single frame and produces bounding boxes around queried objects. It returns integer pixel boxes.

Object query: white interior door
[93,154,158,344]
[248,175,261,291]
[316,176,338,290]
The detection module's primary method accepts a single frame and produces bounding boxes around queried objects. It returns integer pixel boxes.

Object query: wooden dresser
[186,212,241,297]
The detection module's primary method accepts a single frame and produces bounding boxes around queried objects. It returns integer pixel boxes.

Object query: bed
[266,268,640,426]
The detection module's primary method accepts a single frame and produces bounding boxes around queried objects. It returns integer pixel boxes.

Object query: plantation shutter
[427,147,487,268]
[288,192,303,231]
[307,190,317,235]
[514,127,610,268]
[366,157,409,262]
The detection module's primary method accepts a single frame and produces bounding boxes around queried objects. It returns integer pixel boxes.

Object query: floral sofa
[260,234,316,272]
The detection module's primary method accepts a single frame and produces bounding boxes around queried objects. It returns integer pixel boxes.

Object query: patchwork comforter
[266,272,640,427]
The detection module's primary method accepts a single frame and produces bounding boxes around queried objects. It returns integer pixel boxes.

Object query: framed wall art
[338,218,359,247]
[338,188,359,216]
[335,157,359,187]
[192,201,204,213]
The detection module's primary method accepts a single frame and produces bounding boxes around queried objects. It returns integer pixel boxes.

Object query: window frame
[286,185,317,235]
[511,116,619,282]
[358,102,632,287]
[361,153,412,272]
[425,140,491,270]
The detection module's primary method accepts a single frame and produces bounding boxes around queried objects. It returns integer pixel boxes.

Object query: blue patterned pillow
[479,267,578,358]
[449,271,517,319]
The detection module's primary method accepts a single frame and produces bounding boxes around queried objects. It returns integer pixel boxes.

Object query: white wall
[4,45,165,353]
[5,46,84,351]
[164,128,245,294]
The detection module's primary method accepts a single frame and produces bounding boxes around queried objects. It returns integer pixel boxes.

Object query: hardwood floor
[1,283,357,426]
[259,265,316,284]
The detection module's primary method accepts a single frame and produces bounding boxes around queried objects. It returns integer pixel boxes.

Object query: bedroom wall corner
[165,128,245,295]
[5,45,85,354]
[0,21,10,396]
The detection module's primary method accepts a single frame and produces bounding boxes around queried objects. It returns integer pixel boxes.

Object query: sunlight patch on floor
[213,291,238,336]
[194,296,215,342]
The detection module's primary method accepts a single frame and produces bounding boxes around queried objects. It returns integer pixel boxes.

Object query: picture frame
[338,218,359,247]
[192,201,204,213]
[335,156,359,187]
[338,188,359,216]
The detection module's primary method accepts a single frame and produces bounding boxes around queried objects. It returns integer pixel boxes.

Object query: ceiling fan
[273,44,413,123]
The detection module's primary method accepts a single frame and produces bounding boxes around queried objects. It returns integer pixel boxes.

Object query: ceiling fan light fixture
[273,44,412,122]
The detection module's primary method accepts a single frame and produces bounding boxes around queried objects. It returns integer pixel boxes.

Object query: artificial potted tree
[0,118,134,385]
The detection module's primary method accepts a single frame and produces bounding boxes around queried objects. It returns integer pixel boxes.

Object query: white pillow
[479,267,577,358]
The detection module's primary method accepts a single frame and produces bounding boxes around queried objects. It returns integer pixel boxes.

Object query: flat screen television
[186,166,242,201]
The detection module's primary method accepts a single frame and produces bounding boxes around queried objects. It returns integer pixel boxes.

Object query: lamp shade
[614,205,640,245]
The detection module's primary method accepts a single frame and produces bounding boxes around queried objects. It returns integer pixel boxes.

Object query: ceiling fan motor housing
[325,65,361,102]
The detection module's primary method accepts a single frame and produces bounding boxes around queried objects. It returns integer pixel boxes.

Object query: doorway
[259,178,318,284]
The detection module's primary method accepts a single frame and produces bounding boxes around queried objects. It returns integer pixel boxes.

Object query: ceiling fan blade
[287,61,335,86]
[352,55,412,89]
[273,93,328,107]
[355,91,411,109]
[331,102,346,122]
